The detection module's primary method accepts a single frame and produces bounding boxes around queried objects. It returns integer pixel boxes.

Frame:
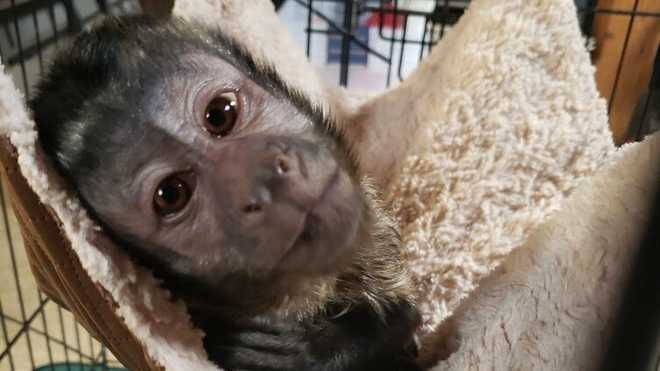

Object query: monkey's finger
[223,331,306,354]
[212,345,299,371]
[234,316,305,335]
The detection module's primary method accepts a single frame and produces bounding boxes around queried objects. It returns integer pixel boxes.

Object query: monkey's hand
[203,301,422,371]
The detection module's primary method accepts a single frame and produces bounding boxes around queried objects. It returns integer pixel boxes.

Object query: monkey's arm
[200,302,422,371]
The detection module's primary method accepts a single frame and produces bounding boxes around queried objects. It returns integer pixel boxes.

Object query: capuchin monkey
[30,16,421,371]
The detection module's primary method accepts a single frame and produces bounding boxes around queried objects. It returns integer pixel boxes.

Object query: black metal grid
[298,0,659,140]
[296,0,470,86]
[0,1,657,370]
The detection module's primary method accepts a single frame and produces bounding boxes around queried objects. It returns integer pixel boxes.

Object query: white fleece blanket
[432,133,659,371]
[379,0,615,337]
[0,0,626,369]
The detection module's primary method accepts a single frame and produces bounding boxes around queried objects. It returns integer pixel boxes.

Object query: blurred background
[0,0,657,370]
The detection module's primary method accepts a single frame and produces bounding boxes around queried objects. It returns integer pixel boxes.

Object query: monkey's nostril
[243,202,262,214]
[243,188,271,215]
[276,157,290,174]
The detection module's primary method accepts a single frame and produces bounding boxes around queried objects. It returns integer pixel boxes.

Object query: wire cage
[0,3,142,371]
[288,0,659,143]
[0,1,658,370]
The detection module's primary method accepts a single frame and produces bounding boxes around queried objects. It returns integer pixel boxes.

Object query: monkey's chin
[276,170,364,275]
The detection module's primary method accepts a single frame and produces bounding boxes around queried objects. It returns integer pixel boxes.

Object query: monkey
[30,16,421,371]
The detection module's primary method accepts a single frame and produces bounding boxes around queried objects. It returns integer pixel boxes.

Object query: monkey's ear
[139,0,174,20]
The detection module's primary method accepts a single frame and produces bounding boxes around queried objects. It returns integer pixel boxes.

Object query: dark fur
[31,16,420,371]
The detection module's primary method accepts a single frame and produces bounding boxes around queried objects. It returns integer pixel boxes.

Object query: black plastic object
[600,181,660,371]
[273,0,287,11]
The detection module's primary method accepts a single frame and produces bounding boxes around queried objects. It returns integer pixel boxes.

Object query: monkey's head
[30,16,380,316]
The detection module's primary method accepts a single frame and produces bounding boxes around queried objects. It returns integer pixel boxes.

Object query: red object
[367,3,404,29]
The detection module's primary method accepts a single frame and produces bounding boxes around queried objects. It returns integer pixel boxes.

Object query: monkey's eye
[153,175,192,217]
[204,92,238,137]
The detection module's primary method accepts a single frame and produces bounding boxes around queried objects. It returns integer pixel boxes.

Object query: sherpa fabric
[374,0,616,338]
[0,0,635,370]
[429,133,659,371]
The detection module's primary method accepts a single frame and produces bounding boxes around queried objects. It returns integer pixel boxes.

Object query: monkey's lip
[281,169,342,261]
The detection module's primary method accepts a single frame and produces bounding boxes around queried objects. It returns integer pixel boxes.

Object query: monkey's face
[84,55,367,289]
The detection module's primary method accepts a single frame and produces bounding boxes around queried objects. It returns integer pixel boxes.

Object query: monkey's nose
[275,156,290,175]
[242,186,272,216]
[275,152,302,177]
[239,144,304,222]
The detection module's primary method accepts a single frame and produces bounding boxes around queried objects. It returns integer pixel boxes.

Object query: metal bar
[30,6,45,72]
[102,346,108,367]
[339,0,353,86]
[305,0,313,57]
[293,0,390,62]
[0,300,16,369]
[94,346,109,368]
[363,4,468,18]
[418,17,429,62]
[306,28,390,62]
[385,0,399,86]
[1,312,99,363]
[10,0,30,94]
[75,321,83,364]
[607,0,640,114]
[578,8,660,17]
[0,0,62,25]
[375,9,434,45]
[397,14,409,81]
[57,306,72,371]
[0,298,49,361]
[306,28,340,35]
[88,328,96,362]
[0,144,35,369]
[97,0,109,13]
[94,348,105,363]
[439,0,450,40]
[377,0,385,42]
[364,3,660,18]
[37,291,55,366]
[5,0,130,65]
[5,33,58,65]
[62,0,82,33]
[47,2,60,48]
[76,321,92,357]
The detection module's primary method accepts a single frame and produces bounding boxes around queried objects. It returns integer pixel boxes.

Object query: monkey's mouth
[278,168,359,271]
[291,169,340,244]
